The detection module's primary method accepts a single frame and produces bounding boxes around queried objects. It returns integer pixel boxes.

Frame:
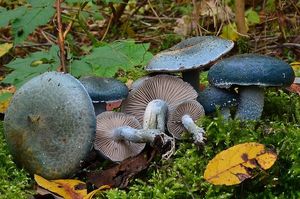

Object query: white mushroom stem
[235,86,264,121]
[113,126,163,143]
[181,114,205,144]
[220,107,231,120]
[143,99,168,132]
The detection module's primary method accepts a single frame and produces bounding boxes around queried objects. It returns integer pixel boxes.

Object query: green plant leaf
[2,45,60,88]
[220,24,239,41]
[93,65,120,77]
[69,60,93,78]
[11,0,55,44]
[81,40,152,77]
[28,0,55,7]
[103,0,124,4]
[245,8,260,26]
[65,0,93,3]
[0,6,27,27]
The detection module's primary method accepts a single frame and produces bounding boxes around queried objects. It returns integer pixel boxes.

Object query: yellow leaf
[0,86,16,113]
[220,24,239,41]
[0,43,13,57]
[34,175,109,199]
[291,61,300,71]
[203,142,277,185]
[0,97,11,113]
[84,185,110,199]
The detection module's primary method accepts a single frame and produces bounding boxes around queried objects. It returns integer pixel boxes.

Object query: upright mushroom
[4,72,96,179]
[146,36,234,93]
[80,76,128,115]
[197,85,238,119]
[208,54,295,121]
[167,100,206,145]
[122,74,198,131]
[94,111,173,162]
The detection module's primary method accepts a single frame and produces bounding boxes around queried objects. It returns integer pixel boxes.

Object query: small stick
[56,0,67,73]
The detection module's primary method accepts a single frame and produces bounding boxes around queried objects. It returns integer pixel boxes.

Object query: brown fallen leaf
[34,175,109,199]
[105,99,123,111]
[285,77,300,96]
[204,142,277,185]
[87,148,157,189]
[286,83,300,96]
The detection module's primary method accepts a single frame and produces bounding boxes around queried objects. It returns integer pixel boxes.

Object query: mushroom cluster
[3,36,296,180]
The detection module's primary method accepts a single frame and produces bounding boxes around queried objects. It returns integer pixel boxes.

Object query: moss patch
[0,122,32,199]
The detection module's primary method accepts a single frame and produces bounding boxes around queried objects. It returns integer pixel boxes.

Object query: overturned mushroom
[208,54,295,121]
[122,74,198,131]
[4,72,96,179]
[146,36,234,93]
[94,111,173,162]
[80,76,128,115]
[167,100,205,145]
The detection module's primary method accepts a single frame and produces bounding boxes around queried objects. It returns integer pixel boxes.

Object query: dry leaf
[34,175,109,199]
[173,15,197,36]
[204,142,277,185]
[0,85,16,113]
[87,148,157,188]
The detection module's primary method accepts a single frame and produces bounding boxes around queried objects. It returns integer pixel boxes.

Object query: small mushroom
[167,100,205,145]
[122,74,198,130]
[80,76,128,115]
[94,111,172,162]
[146,36,234,93]
[208,54,295,121]
[197,85,238,119]
[4,72,96,179]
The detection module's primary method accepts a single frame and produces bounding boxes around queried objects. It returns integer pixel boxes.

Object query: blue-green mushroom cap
[197,86,238,114]
[4,72,96,179]
[208,54,295,88]
[80,76,128,102]
[146,36,234,72]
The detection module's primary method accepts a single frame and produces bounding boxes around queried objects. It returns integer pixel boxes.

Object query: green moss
[1,90,299,199]
[99,91,300,199]
[0,122,32,199]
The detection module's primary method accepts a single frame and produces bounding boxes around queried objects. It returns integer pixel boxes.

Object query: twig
[108,2,117,19]
[40,30,56,44]
[101,14,113,41]
[134,15,179,20]
[282,43,300,48]
[235,0,247,35]
[147,0,163,24]
[192,0,201,36]
[63,1,89,39]
[56,0,67,73]
[128,0,147,18]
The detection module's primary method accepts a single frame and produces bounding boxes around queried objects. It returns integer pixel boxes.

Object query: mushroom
[197,85,238,119]
[145,36,234,93]
[208,54,295,121]
[122,74,198,131]
[94,111,173,162]
[80,76,128,115]
[167,100,206,145]
[4,72,96,179]
[130,75,151,91]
